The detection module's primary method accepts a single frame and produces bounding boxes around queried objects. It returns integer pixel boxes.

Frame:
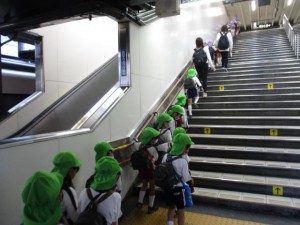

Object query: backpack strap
[63,185,77,211]
[85,188,114,212]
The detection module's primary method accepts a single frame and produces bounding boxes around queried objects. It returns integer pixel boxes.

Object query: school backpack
[192,48,207,68]
[183,77,196,89]
[130,145,151,170]
[75,188,113,225]
[154,154,181,189]
[218,32,229,50]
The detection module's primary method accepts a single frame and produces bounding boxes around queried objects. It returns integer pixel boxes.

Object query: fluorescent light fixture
[287,0,293,6]
[251,0,256,11]
[180,0,223,9]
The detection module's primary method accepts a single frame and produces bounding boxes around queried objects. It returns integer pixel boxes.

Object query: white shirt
[78,188,122,225]
[61,187,79,223]
[161,154,192,187]
[159,128,172,144]
[214,32,233,52]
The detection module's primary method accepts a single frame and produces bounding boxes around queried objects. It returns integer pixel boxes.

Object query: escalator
[5,54,128,138]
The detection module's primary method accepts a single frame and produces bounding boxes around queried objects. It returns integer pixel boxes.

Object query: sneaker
[224,68,228,72]
[203,92,207,98]
[148,206,159,214]
[136,203,143,209]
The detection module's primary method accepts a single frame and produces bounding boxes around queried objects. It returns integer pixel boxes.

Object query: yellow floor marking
[121,207,266,225]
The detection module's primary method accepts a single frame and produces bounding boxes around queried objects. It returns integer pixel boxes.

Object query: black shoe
[136,202,143,209]
[148,206,159,214]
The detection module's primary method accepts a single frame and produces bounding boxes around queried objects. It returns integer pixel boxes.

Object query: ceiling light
[251,0,256,11]
[287,0,293,6]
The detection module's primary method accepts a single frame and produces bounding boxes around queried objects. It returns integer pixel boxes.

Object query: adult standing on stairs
[214,25,233,72]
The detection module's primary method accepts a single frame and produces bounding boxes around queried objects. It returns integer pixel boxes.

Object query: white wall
[0,2,227,225]
[0,17,118,139]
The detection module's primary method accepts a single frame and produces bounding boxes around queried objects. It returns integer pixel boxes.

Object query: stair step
[191,171,300,198]
[189,133,300,149]
[188,124,300,137]
[207,87,300,96]
[192,108,300,116]
[193,187,300,213]
[189,157,300,179]
[208,82,300,91]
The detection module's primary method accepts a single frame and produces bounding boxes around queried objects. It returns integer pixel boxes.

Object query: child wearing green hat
[85,141,122,193]
[185,68,204,118]
[78,157,122,225]
[174,93,188,128]
[161,133,195,225]
[134,127,169,214]
[157,113,173,144]
[22,171,66,225]
[172,127,190,163]
[52,151,82,224]
[167,105,185,133]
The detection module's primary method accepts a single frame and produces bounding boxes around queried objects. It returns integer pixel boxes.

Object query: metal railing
[283,14,300,59]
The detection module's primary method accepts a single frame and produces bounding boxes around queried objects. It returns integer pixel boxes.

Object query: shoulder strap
[94,190,114,205]
[63,185,77,211]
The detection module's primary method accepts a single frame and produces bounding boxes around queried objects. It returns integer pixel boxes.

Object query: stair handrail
[282,14,299,59]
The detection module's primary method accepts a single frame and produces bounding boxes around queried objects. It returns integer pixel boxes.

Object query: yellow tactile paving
[120,207,267,225]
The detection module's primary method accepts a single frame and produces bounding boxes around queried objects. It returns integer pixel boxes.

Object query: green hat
[94,142,114,162]
[91,156,122,191]
[52,151,82,178]
[22,171,63,225]
[170,133,194,156]
[141,127,160,145]
[172,127,187,140]
[176,93,186,107]
[187,69,197,78]
[168,105,184,116]
[157,113,173,129]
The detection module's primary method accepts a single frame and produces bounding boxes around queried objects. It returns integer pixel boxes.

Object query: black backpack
[218,32,229,50]
[193,48,207,68]
[183,77,196,89]
[75,189,113,225]
[154,154,181,189]
[130,145,151,170]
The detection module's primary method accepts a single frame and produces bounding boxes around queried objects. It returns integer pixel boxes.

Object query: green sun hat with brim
[172,127,187,140]
[175,93,187,107]
[91,156,122,191]
[141,127,160,145]
[157,113,173,129]
[94,141,114,163]
[187,68,197,78]
[170,133,194,156]
[51,151,82,178]
[168,105,184,116]
[22,171,63,225]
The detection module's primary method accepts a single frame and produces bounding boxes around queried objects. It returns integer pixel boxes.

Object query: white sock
[188,105,192,115]
[138,191,146,203]
[194,96,199,103]
[167,221,174,225]
[149,195,155,207]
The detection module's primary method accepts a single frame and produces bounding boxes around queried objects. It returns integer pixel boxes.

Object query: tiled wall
[0,2,228,224]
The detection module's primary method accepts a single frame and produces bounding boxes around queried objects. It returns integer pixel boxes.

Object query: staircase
[189,28,300,215]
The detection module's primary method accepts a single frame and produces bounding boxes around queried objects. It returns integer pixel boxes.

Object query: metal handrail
[283,14,299,59]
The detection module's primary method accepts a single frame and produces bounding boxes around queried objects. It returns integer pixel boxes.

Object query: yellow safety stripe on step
[120,207,266,225]
[263,48,268,51]
[267,83,274,89]
[204,128,211,134]
[219,86,225,91]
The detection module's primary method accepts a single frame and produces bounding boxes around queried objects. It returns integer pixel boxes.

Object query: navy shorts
[187,88,198,99]
[165,187,185,209]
